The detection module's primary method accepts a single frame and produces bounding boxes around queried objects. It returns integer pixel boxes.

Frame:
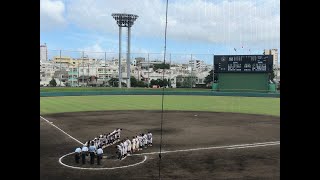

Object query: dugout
[213,55,274,93]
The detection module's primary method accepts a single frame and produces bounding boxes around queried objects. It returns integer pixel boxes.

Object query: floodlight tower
[112,13,138,88]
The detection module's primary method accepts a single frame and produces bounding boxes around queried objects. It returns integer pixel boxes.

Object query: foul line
[58,153,147,170]
[40,115,147,170]
[132,141,280,156]
[226,143,279,150]
[40,116,84,145]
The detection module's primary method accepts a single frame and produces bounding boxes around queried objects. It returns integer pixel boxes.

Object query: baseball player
[110,133,114,143]
[123,140,128,157]
[120,141,125,158]
[147,132,153,146]
[116,144,122,160]
[138,134,143,150]
[107,133,111,144]
[93,138,98,148]
[111,129,117,141]
[143,133,148,148]
[135,135,140,151]
[102,134,107,147]
[132,136,136,153]
[99,134,104,146]
[126,138,132,154]
[117,128,122,139]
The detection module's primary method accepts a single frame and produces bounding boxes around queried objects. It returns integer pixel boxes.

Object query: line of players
[84,128,122,149]
[116,132,152,160]
[74,128,122,165]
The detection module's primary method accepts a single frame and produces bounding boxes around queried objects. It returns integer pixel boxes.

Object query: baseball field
[40,95,280,179]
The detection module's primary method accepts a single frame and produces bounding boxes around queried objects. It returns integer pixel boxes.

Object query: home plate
[194,115,198,116]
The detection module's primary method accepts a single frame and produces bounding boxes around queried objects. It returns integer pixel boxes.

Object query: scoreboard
[214,55,273,73]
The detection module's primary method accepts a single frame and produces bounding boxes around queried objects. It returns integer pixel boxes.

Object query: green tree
[137,81,147,87]
[181,76,196,88]
[153,63,170,71]
[182,77,191,88]
[149,79,170,87]
[269,67,276,82]
[150,79,157,86]
[204,70,218,85]
[156,79,162,87]
[49,78,57,87]
[108,78,119,87]
[130,76,138,87]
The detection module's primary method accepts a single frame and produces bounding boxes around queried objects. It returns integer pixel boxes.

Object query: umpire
[81,145,89,164]
[74,147,82,163]
[96,146,103,165]
[89,142,97,164]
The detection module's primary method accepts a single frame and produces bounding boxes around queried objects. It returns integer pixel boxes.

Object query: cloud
[40,0,66,31]
[77,44,111,58]
[63,0,279,48]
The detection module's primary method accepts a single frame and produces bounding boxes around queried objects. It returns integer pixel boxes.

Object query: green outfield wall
[40,90,279,98]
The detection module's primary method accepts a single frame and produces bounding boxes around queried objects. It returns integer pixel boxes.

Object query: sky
[40,0,280,64]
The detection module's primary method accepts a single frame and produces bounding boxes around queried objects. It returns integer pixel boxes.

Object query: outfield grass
[40,95,279,116]
[40,87,211,92]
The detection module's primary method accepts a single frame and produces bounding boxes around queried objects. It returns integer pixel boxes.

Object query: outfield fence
[40,90,279,98]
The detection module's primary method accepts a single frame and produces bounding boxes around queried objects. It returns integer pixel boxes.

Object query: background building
[264,49,279,67]
[40,43,48,62]
[264,49,280,83]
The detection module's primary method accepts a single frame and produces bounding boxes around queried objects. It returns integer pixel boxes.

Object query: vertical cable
[159,0,169,179]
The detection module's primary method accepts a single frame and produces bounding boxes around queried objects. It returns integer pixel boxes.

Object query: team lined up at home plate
[74,128,152,165]
[116,132,153,160]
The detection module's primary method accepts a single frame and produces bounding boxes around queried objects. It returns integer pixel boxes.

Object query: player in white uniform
[126,138,132,154]
[135,136,140,151]
[99,135,104,147]
[116,128,122,140]
[143,133,148,147]
[95,137,100,148]
[111,129,117,142]
[120,141,125,159]
[147,132,153,146]
[102,134,107,147]
[132,136,136,152]
[138,134,143,150]
[123,140,128,157]
[116,144,122,160]
[110,133,115,143]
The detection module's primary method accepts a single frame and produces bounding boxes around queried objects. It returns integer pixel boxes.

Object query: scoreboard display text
[214,55,273,73]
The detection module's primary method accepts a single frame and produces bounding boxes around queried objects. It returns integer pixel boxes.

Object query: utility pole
[59,50,62,86]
